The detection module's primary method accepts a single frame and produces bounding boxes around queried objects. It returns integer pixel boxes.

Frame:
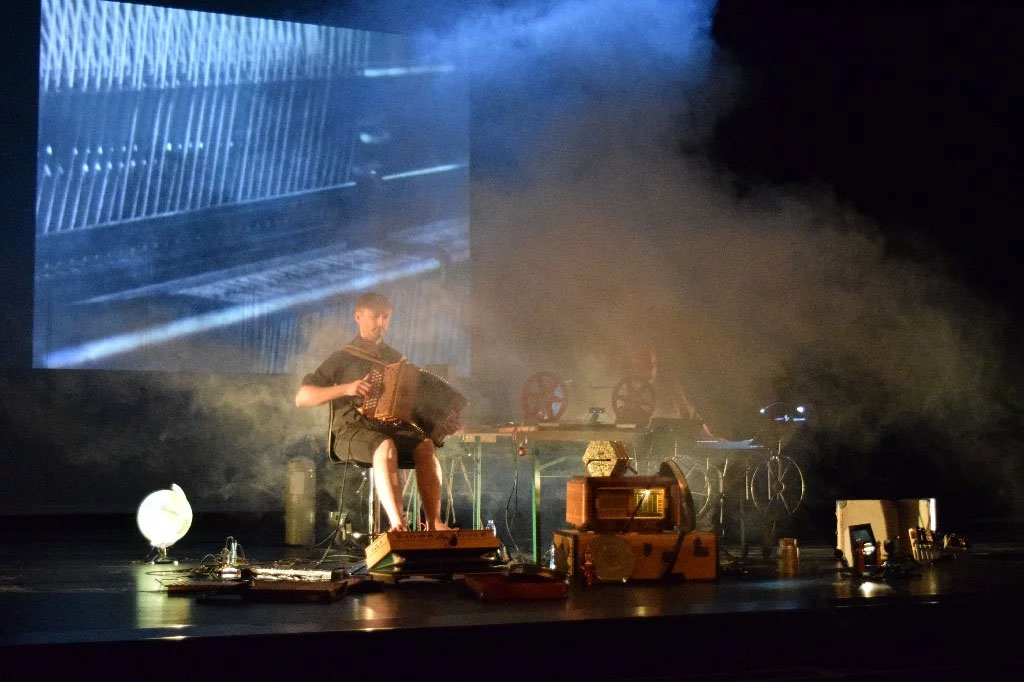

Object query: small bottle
[485,519,510,562]
[854,539,867,575]
[777,537,799,578]
[582,548,596,586]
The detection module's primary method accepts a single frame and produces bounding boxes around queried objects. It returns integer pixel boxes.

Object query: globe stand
[144,544,179,565]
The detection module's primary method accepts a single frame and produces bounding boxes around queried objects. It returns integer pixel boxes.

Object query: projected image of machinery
[34,0,470,373]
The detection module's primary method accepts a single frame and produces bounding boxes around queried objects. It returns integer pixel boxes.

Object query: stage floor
[2,518,1024,680]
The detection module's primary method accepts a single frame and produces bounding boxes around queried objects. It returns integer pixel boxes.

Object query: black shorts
[330,424,425,469]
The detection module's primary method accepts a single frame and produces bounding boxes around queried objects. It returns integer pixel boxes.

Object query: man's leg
[413,440,450,531]
[371,439,408,531]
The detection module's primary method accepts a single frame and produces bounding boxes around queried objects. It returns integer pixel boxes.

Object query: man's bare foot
[426,520,452,531]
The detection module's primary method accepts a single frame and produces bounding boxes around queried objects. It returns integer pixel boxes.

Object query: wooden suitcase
[553,529,682,583]
[554,529,718,583]
[669,531,718,580]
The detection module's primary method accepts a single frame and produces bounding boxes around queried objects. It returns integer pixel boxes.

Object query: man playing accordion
[295,292,450,532]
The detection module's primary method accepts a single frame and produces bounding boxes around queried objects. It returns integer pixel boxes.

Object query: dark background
[713,0,1024,538]
[1,1,1021,542]
[713,1,1023,312]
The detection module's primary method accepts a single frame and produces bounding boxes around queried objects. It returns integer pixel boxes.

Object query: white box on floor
[836,498,936,565]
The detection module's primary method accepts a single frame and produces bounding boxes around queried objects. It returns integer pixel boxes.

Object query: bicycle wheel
[673,455,714,516]
[749,455,805,516]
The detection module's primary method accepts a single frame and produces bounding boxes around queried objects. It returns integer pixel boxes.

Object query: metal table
[456,424,644,563]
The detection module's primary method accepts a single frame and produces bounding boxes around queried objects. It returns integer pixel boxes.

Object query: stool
[327,418,382,543]
[327,423,423,537]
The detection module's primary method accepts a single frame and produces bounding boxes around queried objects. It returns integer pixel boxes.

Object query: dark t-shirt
[301,335,405,433]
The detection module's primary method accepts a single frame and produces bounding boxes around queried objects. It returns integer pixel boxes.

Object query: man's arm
[294,374,371,407]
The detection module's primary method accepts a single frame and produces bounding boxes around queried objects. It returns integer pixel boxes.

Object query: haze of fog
[1,0,1018,523]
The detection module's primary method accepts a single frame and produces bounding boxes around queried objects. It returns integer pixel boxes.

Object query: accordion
[359,361,467,446]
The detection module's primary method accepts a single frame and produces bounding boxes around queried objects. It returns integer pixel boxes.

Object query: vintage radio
[566,475,679,532]
[360,361,467,446]
[552,530,717,583]
[365,529,502,574]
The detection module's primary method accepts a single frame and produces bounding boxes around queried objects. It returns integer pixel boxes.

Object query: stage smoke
[2,0,1019,528]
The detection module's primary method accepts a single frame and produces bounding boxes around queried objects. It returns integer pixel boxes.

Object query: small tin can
[777,537,799,578]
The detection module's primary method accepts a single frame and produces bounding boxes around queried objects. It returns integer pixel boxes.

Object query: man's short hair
[354,292,392,313]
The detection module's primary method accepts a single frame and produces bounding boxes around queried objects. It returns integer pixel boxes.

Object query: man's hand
[341,373,372,399]
[294,373,372,407]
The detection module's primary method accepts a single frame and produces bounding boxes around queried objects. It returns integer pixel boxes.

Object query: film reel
[611,376,655,425]
[520,371,569,422]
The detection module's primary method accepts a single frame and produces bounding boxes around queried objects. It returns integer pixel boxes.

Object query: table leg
[716,459,728,540]
[741,455,750,561]
[532,449,542,564]
[473,437,483,530]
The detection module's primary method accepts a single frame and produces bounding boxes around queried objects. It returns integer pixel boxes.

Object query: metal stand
[663,431,752,558]
[144,545,178,565]
[442,452,479,528]
[403,471,420,529]
[531,447,578,564]
[705,454,752,562]
[322,465,375,558]
[367,468,381,537]
[694,447,767,570]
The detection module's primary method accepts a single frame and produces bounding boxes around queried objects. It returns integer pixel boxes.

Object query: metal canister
[777,537,799,578]
[284,456,316,545]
